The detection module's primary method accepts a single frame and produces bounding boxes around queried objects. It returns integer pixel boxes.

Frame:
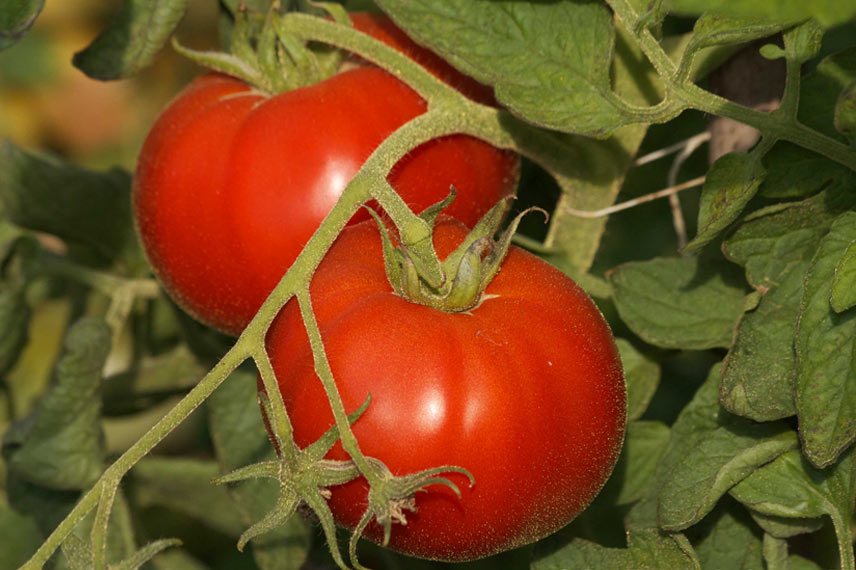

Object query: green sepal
[348,460,475,568]
[304,394,371,462]
[481,206,547,290]
[371,195,537,312]
[417,187,458,228]
[440,196,512,276]
[310,2,350,26]
[221,395,370,568]
[236,489,301,551]
[444,238,492,310]
[258,8,287,92]
[214,461,280,486]
[110,539,183,570]
[365,206,406,298]
[230,6,260,65]
[171,37,266,91]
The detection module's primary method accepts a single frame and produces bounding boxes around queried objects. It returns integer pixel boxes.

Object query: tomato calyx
[371,193,540,312]
[348,458,474,569]
[218,394,370,568]
[171,4,347,94]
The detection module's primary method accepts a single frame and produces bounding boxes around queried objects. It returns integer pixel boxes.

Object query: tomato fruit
[133,17,517,336]
[265,218,626,561]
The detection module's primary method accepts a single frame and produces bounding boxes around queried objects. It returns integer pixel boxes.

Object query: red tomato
[134,61,517,334]
[265,218,626,561]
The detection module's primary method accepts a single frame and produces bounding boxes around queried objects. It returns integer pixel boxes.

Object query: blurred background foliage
[0,0,219,170]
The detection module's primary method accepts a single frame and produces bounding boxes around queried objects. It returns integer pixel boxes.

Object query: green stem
[682,84,856,169]
[606,0,856,171]
[832,512,856,570]
[19,349,248,569]
[39,253,159,299]
[254,348,300,472]
[91,480,118,570]
[277,13,462,107]
[296,290,374,476]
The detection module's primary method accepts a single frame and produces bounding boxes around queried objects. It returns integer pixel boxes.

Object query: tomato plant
[133,14,517,336]
[6,1,856,570]
[264,217,626,561]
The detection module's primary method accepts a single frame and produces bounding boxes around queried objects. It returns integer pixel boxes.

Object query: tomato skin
[134,62,517,335]
[265,218,626,561]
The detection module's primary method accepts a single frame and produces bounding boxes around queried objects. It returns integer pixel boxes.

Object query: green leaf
[616,339,660,422]
[131,457,247,538]
[730,448,856,569]
[0,500,41,569]
[102,346,205,416]
[604,420,671,506]
[669,0,856,28]
[691,500,764,570]
[375,0,651,138]
[72,0,189,80]
[0,141,134,265]
[685,150,767,253]
[788,554,825,570]
[720,182,856,421]
[723,180,849,293]
[0,0,43,50]
[522,9,662,276]
[783,19,824,64]
[759,142,850,199]
[831,237,856,312]
[795,211,856,468]
[0,237,33,377]
[748,511,824,539]
[208,369,310,570]
[720,267,806,421]
[761,20,824,65]
[679,13,793,110]
[208,368,274,472]
[608,255,747,350]
[626,363,725,529]
[798,48,856,140]
[6,477,138,565]
[148,548,209,570]
[532,529,700,569]
[657,421,798,530]
[686,14,790,54]
[3,316,109,490]
[834,79,856,141]
[626,0,668,31]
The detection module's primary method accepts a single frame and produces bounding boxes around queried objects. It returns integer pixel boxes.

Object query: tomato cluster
[133,12,625,563]
[133,13,517,336]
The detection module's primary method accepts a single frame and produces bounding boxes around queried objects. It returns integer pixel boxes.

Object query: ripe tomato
[265,218,626,561]
[133,18,517,336]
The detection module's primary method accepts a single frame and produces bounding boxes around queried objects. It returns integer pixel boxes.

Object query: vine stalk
[606,0,856,172]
